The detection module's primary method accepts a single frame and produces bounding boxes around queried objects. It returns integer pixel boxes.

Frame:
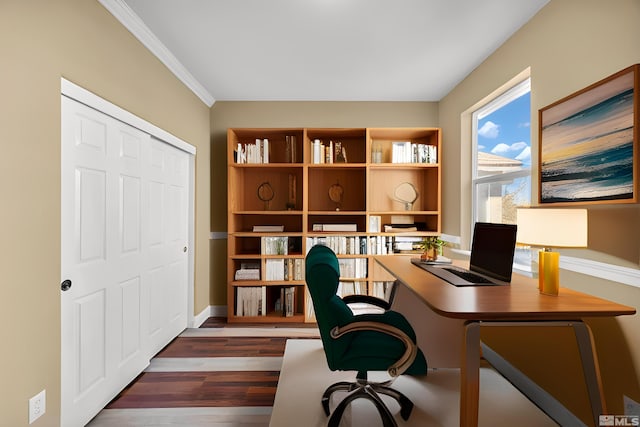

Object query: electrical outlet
[28,390,46,424]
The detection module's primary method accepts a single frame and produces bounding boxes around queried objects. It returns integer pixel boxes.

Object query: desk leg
[573,322,606,424]
[461,322,481,427]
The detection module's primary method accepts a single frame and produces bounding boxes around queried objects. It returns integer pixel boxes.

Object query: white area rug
[270,339,557,427]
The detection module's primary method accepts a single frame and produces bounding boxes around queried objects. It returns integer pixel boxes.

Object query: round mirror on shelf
[328,181,344,211]
[257,181,275,210]
[393,182,418,211]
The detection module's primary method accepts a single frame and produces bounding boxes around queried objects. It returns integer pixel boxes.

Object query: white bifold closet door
[61,96,190,427]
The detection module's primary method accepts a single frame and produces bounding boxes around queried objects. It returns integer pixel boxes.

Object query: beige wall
[0,1,210,425]
[3,0,640,425]
[439,0,640,422]
[209,101,439,305]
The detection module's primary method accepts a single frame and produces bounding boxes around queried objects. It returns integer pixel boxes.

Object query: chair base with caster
[322,372,414,427]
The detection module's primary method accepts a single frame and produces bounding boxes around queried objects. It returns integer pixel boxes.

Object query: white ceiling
[108,0,549,106]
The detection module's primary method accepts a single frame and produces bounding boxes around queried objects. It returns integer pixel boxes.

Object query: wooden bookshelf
[227,127,441,323]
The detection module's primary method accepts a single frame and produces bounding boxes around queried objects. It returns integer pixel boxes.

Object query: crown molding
[98,0,215,107]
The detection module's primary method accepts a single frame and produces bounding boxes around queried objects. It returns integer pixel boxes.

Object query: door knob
[61,279,72,291]
[183,246,187,253]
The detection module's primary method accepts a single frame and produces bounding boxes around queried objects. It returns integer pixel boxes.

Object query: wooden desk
[373,255,636,427]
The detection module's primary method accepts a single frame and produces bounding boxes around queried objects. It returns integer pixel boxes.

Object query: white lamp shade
[516,208,588,248]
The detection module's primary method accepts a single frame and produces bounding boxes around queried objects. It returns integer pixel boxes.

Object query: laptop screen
[469,222,518,282]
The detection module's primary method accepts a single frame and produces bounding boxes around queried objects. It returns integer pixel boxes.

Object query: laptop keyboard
[443,268,492,283]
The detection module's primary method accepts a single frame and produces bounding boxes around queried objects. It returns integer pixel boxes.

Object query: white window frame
[471,78,531,226]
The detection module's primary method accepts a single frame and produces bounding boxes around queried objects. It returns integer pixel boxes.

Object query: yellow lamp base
[539,250,560,296]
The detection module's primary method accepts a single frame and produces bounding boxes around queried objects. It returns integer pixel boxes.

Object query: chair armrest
[342,294,391,311]
[330,321,417,378]
[342,280,398,308]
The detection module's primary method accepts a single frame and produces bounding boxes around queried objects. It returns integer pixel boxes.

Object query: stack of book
[252,225,284,232]
[312,223,357,232]
[234,262,260,280]
[392,236,423,253]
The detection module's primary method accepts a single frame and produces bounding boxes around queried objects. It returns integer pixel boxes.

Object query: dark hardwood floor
[106,318,310,409]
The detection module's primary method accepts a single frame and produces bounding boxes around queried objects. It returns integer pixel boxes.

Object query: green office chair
[305,245,428,427]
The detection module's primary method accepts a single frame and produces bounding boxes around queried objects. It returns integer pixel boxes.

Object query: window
[472,78,531,271]
[472,78,531,225]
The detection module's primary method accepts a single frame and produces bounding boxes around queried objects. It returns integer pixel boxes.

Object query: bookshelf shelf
[228,127,441,323]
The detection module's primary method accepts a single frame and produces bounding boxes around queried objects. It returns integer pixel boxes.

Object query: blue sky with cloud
[477,92,531,166]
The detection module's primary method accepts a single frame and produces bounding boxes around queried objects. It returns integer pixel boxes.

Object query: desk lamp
[516,208,588,295]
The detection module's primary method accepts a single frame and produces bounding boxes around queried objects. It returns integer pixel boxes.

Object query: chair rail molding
[449,235,639,288]
[561,256,640,289]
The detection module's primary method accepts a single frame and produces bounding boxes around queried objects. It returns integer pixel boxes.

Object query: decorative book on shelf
[310,139,348,164]
[391,141,437,164]
[236,287,266,317]
[253,225,285,232]
[235,262,260,281]
[275,287,297,317]
[306,236,393,255]
[236,138,270,164]
[262,236,288,255]
[312,223,358,232]
[383,222,426,233]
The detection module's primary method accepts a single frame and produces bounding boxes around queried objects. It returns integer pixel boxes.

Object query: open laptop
[411,222,517,286]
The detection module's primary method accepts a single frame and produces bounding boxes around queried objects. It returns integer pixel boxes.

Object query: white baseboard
[210,305,228,317]
[192,305,228,327]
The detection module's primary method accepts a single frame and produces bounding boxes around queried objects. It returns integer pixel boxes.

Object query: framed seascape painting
[539,64,639,205]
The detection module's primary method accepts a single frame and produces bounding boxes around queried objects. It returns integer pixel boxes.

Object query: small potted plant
[419,236,446,262]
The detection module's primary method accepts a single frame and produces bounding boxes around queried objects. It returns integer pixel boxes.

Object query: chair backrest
[305,245,354,370]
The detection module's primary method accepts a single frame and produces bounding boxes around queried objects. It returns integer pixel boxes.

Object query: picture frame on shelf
[539,64,639,205]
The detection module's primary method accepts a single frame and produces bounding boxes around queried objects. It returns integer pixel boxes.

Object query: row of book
[275,286,297,317]
[265,258,304,281]
[306,236,366,255]
[235,138,435,165]
[235,286,297,317]
[337,258,368,279]
[234,258,303,282]
[310,139,348,164]
[236,139,270,164]
[306,235,420,255]
[392,141,437,164]
[235,287,266,317]
[338,281,395,300]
